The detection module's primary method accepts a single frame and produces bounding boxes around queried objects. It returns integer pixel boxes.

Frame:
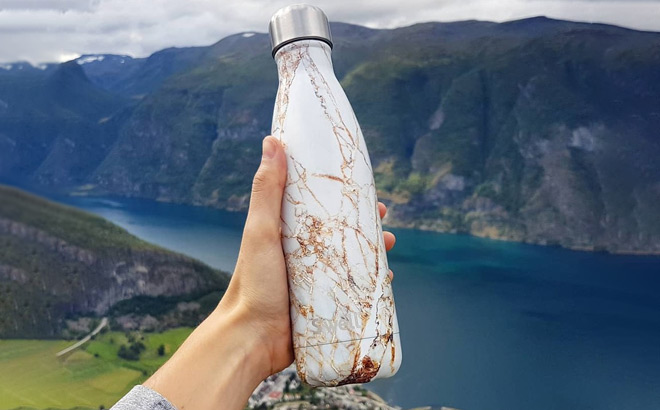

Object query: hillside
[0,185,229,338]
[0,61,128,187]
[1,17,659,253]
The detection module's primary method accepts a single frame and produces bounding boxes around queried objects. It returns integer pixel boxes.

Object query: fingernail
[262,137,276,160]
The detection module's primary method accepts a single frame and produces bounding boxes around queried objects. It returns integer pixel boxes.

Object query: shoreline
[4,181,660,257]
[69,189,660,257]
[381,218,660,257]
[80,188,660,257]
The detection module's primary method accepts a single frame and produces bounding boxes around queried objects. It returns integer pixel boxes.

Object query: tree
[118,341,146,361]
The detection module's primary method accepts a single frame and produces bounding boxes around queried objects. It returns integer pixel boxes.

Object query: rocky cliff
[0,185,229,338]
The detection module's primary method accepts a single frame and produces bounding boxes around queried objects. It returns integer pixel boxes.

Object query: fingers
[384,231,396,251]
[380,201,396,252]
[380,202,395,281]
[379,202,396,251]
[243,136,287,242]
[384,230,395,281]
[378,202,387,219]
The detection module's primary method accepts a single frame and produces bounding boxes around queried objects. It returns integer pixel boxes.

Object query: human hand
[219,135,396,377]
[143,136,396,410]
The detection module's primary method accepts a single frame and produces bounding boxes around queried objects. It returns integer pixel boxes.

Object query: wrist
[210,302,273,382]
[143,303,271,410]
[216,282,293,377]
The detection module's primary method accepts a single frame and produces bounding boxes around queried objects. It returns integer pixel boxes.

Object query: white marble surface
[271,40,401,386]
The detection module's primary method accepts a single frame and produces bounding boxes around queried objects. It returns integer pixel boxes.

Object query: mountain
[74,54,145,93]
[0,185,229,338]
[0,60,128,189]
[0,61,56,75]
[0,18,659,253]
[74,47,211,97]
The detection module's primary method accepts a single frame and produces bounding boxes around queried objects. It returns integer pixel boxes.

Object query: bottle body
[271,40,401,387]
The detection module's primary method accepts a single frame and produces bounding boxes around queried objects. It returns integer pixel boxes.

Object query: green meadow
[0,328,193,410]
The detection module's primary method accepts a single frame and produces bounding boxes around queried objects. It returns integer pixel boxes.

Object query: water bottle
[269,4,402,387]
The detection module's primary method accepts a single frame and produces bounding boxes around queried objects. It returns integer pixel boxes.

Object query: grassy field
[0,328,193,410]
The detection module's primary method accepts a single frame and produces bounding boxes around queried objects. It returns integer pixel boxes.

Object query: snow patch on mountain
[77,55,106,65]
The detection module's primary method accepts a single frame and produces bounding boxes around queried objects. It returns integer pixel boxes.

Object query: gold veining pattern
[272,41,401,387]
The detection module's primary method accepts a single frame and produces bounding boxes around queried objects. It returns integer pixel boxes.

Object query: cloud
[0,0,658,63]
[0,0,100,12]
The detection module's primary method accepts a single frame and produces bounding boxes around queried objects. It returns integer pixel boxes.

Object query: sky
[0,0,659,64]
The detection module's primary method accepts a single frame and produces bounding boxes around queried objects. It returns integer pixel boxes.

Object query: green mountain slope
[0,185,229,338]
[0,61,129,186]
[1,18,660,253]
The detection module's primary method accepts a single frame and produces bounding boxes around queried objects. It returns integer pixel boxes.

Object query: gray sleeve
[110,385,177,410]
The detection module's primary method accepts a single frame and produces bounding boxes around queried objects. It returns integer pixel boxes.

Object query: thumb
[244,136,287,240]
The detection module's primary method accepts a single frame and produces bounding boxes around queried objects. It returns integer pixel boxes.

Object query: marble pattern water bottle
[269,4,402,386]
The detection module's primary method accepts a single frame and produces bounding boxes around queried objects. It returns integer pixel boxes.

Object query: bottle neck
[274,39,334,78]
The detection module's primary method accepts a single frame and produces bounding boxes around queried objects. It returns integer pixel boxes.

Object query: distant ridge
[1,17,659,254]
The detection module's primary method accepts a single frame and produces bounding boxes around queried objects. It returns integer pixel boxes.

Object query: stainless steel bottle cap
[269,4,333,57]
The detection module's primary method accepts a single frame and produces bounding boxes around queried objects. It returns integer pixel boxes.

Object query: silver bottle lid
[269,4,333,57]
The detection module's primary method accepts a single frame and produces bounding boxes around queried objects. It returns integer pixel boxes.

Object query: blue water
[54,195,660,410]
